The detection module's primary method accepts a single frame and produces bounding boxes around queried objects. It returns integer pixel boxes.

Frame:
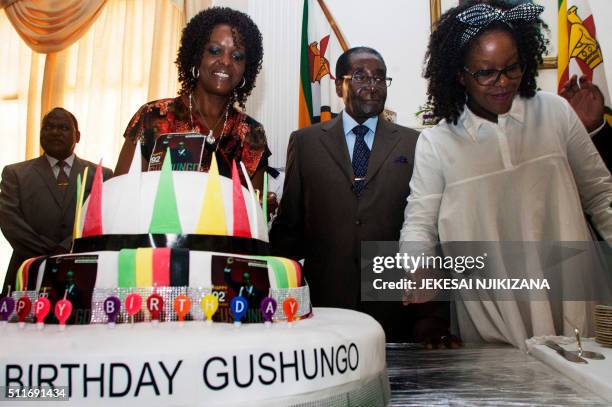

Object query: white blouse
[401,91,612,243]
[400,91,612,348]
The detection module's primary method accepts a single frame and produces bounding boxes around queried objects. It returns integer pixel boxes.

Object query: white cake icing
[81,170,269,241]
[0,308,389,406]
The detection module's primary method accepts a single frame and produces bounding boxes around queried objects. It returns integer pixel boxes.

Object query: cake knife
[545,340,588,363]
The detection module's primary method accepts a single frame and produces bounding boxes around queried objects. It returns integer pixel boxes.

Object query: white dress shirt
[46,154,75,179]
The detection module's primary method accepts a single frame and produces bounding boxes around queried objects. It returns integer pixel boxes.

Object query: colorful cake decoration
[239,161,260,240]
[201,294,218,325]
[260,297,277,324]
[125,293,142,324]
[16,296,32,327]
[0,288,15,324]
[146,292,164,323]
[73,167,89,239]
[197,154,228,235]
[173,295,191,322]
[55,292,73,330]
[149,148,182,234]
[34,296,51,329]
[232,160,251,238]
[82,161,104,237]
[263,169,268,223]
[230,295,248,326]
[104,296,121,326]
[283,297,298,323]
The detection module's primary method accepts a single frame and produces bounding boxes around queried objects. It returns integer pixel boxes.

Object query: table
[386,344,608,406]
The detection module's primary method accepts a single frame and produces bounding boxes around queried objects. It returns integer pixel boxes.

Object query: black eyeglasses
[463,62,524,86]
[343,74,392,88]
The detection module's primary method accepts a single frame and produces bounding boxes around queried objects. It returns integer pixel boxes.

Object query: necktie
[351,125,370,196]
[56,160,69,191]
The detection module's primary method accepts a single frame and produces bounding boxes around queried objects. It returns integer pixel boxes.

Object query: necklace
[189,93,230,147]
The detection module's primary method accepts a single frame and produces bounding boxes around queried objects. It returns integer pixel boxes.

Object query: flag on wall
[298,0,345,128]
[558,0,612,124]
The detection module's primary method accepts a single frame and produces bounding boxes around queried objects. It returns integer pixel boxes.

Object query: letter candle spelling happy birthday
[16,295,32,328]
[283,296,298,324]
[125,293,142,324]
[55,291,73,330]
[230,295,248,326]
[201,294,219,325]
[104,296,121,327]
[146,292,164,323]
[0,286,16,325]
[173,295,191,323]
[260,297,277,326]
[34,295,51,329]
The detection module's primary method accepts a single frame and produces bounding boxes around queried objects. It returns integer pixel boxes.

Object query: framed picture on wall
[429,0,558,69]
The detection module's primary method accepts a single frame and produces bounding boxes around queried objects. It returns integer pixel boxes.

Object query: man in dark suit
[560,74,612,169]
[0,108,113,293]
[271,47,454,344]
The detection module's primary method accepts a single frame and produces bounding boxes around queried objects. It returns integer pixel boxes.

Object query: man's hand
[560,74,605,132]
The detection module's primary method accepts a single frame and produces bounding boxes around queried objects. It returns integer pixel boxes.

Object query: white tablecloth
[527,337,612,403]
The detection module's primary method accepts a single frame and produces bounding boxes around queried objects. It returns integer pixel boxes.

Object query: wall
[214,0,612,168]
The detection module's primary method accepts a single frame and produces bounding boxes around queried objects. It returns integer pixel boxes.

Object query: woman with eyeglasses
[114,7,270,195]
[400,0,612,348]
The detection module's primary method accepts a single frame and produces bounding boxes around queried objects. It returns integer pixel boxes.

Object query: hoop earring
[191,66,200,79]
[238,77,246,89]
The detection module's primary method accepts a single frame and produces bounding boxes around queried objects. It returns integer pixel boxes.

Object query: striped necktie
[351,125,370,196]
[56,160,69,191]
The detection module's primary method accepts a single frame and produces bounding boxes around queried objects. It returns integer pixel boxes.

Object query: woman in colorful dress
[114,7,269,192]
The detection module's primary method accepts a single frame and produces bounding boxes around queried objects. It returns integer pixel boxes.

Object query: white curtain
[1,0,107,53]
[244,1,301,169]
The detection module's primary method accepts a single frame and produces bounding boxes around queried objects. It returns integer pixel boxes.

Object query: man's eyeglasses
[463,62,524,86]
[343,74,392,88]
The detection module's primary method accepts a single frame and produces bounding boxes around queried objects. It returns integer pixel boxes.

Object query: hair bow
[456,3,544,47]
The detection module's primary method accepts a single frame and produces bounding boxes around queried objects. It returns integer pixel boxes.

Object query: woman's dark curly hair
[176,7,263,109]
[424,0,548,124]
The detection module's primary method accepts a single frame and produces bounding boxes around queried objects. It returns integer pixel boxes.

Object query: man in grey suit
[271,47,452,343]
[0,108,113,293]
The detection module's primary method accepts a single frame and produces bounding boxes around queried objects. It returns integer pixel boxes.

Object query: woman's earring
[191,66,200,79]
[238,77,246,89]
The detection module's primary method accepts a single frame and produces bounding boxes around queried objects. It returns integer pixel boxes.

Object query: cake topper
[173,295,191,323]
[16,296,32,328]
[201,293,219,325]
[125,293,142,324]
[230,295,248,326]
[55,291,73,330]
[0,286,15,324]
[260,297,277,325]
[146,292,164,323]
[34,295,51,329]
[283,297,298,323]
[104,296,121,326]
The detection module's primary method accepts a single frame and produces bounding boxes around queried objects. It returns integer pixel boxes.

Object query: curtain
[2,0,107,53]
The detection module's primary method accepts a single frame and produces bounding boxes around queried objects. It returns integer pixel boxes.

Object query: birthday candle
[201,294,219,325]
[0,286,16,325]
[230,296,248,326]
[283,297,298,323]
[55,291,73,331]
[34,296,51,329]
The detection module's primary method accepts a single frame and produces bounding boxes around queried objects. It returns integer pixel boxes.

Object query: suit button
[355,220,361,225]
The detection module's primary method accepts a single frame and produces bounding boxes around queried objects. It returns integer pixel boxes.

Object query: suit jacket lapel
[32,156,64,208]
[364,118,400,187]
[319,116,354,184]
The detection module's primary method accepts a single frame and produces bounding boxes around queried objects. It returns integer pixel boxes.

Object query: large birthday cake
[0,150,388,406]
